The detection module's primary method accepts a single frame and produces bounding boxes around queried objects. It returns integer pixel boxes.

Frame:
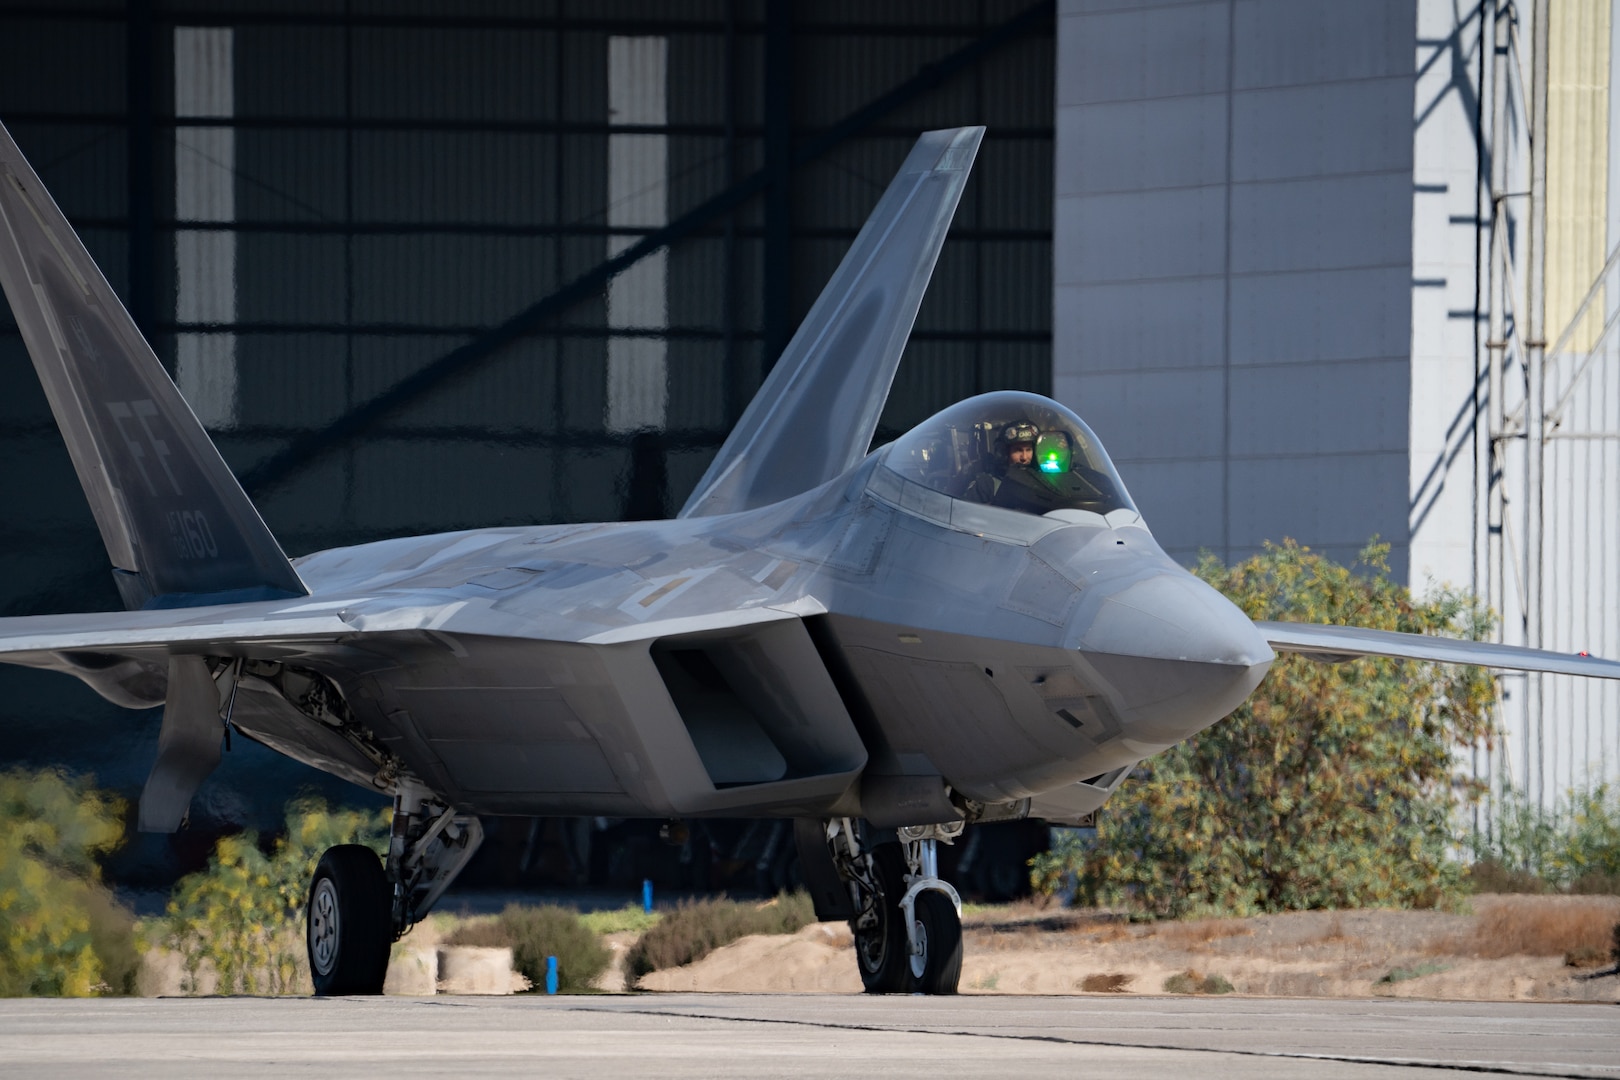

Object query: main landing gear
[306,780,483,996]
[827,818,964,995]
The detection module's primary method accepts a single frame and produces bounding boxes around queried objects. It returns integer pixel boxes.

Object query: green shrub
[1032,541,1496,917]
[160,796,389,994]
[1462,859,1548,894]
[445,905,609,993]
[579,905,661,936]
[0,769,137,996]
[1469,783,1620,893]
[1162,969,1232,995]
[624,893,816,982]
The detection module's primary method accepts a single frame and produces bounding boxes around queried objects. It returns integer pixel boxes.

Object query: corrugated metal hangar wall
[1053,0,1620,810]
[0,0,1054,885]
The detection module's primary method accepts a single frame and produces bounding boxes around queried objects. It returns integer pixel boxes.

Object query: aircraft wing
[679,126,984,518]
[1258,621,1620,680]
[0,604,360,707]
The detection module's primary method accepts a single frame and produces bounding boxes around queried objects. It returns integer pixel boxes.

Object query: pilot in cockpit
[884,391,1135,519]
[966,422,1037,504]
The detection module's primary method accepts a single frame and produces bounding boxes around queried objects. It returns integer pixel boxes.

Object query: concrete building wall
[1054,0,1415,575]
[1407,0,1485,598]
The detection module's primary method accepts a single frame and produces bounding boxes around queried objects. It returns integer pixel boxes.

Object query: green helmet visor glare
[1035,431,1071,474]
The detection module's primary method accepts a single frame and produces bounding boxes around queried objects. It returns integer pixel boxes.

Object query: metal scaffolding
[1482,0,1619,812]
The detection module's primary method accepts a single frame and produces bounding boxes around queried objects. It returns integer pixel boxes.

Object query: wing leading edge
[1260,621,1620,680]
[680,126,985,519]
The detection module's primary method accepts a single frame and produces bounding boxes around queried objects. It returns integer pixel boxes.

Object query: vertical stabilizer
[680,126,984,518]
[0,121,305,607]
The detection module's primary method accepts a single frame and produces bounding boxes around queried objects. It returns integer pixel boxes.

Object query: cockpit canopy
[881,391,1136,518]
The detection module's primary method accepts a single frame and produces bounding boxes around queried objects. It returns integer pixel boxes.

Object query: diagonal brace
[240,0,1054,496]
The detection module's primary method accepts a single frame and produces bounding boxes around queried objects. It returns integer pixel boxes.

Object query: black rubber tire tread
[913,889,963,995]
[307,844,392,996]
[854,843,913,995]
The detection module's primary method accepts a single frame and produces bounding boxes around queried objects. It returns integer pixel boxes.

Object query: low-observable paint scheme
[1,121,1616,992]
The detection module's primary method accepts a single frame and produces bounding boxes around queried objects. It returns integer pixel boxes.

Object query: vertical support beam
[1525,0,1550,806]
[126,0,155,341]
[1219,0,1237,564]
[343,0,356,521]
[723,0,744,423]
[1488,0,1509,644]
[763,0,792,373]
[1471,0,1494,842]
[1486,0,1511,817]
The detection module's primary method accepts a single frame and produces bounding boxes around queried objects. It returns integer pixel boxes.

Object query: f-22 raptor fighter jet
[1,122,1617,996]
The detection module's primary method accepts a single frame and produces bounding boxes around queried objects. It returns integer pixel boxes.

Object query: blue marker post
[642,878,654,914]
[545,955,558,995]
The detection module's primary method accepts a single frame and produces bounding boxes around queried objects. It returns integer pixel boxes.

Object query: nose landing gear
[896,824,963,995]
[828,818,963,995]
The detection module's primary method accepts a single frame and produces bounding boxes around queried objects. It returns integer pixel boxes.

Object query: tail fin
[680,126,984,518]
[0,121,305,608]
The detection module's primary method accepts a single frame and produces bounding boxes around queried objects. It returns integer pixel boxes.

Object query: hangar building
[0,0,1055,884]
[1054,0,1619,811]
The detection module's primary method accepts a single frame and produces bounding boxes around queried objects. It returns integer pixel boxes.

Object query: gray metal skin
[1,119,1618,845]
[0,440,1272,828]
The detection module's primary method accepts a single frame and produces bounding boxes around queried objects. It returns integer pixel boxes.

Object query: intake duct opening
[653,646,788,785]
[650,620,866,791]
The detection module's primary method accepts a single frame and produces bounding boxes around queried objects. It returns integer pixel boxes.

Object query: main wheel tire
[306,844,392,996]
[853,843,912,994]
[910,889,963,995]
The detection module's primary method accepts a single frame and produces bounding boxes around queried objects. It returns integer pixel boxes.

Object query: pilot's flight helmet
[1000,421,1038,448]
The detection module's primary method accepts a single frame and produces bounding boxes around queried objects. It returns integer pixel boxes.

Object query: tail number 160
[167,509,219,560]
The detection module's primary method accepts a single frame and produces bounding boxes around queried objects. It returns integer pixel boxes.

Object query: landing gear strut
[897,825,963,994]
[827,818,963,995]
[305,780,483,996]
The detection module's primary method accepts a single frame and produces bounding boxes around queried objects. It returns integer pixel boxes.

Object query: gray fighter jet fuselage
[259,397,1269,830]
[3,119,1616,996]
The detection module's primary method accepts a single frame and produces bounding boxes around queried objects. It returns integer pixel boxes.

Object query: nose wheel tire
[306,844,392,996]
[909,889,963,994]
[854,843,912,994]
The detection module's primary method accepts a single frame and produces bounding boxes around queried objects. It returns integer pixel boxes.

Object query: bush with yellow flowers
[0,769,138,996]
[1031,540,1496,917]
[160,796,389,994]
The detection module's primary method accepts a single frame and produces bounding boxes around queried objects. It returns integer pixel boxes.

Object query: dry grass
[1075,920,1133,945]
[1464,860,1549,895]
[967,926,1047,952]
[1569,872,1620,896]
[1300,913,1357,947]
[1079,972,1132,993]
[442,905,610,993]
[623,893,817,983]
[1149,918,1252,950]
[1438,897,1617,963]
[442,915,502,948]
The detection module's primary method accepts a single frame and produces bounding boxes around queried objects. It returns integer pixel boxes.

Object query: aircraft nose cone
[1073,570,1274,749]
[1077,570,1274,668]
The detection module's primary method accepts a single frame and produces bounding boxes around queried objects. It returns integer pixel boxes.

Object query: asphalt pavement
[0,993,1615,1078]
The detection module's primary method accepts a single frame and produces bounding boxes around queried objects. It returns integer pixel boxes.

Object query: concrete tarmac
[0,993,1616,1079]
